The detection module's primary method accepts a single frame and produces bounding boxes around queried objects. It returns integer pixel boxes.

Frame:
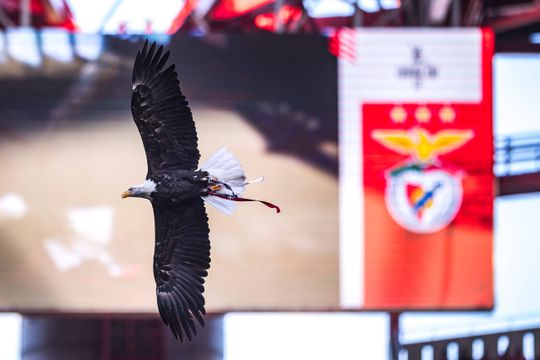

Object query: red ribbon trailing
[210,193,281,213]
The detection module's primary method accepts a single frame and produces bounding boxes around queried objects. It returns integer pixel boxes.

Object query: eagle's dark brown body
[149,170,209,203]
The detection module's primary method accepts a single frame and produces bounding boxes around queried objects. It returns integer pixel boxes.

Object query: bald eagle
[122,40,279,342]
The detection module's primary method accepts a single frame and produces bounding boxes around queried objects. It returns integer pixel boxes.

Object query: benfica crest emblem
[384,162,464,233]
[371,113,474,234]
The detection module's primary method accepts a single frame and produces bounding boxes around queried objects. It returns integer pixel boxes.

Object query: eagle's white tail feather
[244,176,264,185]
[201,147,247,196]
[202,195,236,216]
[201,147,266,215]
[200,147,229,171]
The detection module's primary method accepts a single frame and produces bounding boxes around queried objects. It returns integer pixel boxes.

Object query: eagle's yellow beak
[121,190,132,199]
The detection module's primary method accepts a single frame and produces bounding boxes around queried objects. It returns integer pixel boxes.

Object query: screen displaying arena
[0,35,339,312]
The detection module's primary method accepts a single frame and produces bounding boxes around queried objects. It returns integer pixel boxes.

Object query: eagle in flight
[122,40,279,342]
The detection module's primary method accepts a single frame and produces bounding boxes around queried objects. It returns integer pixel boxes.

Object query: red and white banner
[338,28,493,310]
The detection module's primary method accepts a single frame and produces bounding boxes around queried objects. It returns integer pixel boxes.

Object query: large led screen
[0,29,494,313]
[0,34,339,312]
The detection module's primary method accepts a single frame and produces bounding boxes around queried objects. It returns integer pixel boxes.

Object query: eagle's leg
[204,177,237,198]
[209,184,222,192]
[199,175,218,183]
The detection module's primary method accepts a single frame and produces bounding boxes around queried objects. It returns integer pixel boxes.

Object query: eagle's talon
[209,184,221,192]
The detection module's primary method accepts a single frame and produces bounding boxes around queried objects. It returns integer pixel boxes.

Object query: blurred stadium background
[1,0,540,359]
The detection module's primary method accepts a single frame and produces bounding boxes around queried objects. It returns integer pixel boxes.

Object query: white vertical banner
[338,28,492,309]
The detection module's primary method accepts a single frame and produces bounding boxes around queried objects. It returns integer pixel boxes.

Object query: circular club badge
[385,167,463,234]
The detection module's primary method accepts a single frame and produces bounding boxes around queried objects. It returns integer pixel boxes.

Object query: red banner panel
[362,103,493,309]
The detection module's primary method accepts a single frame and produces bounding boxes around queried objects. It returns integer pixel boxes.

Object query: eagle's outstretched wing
[153,198,210,342]
[131,40,200,174]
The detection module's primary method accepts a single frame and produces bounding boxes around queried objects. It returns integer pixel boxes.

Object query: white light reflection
[7,28,41,67]
[0,314,21,360]
[73,34,103,61]
[0,193,27,221]
[67,0,185,34]
[225,313,389,360]
[44,206,128,277]
[42,28,74,63]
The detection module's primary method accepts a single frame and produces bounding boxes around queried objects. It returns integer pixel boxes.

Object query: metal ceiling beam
[20,0,30,27]
[486,6,540,32]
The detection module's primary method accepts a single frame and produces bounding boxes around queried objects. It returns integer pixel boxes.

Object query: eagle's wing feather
[131,40,200,174]
[153,198,210,342]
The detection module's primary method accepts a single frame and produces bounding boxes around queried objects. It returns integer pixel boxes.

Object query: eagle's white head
[121,179,157,200]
